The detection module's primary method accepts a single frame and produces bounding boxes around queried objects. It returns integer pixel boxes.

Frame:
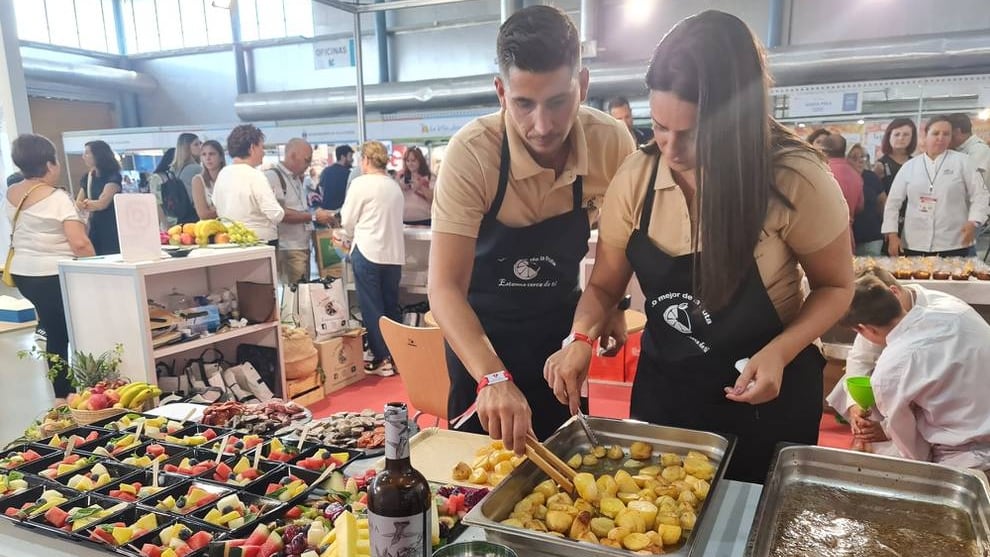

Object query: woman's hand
[598,309,628,357]
[76,198,88,211]
[544,341,594,415]
[886,233,902,256]
[872,162,886,177]
[724,345,787,405]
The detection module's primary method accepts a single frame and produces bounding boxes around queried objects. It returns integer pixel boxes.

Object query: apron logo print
[513,258,541,280]
[663,303,693,334]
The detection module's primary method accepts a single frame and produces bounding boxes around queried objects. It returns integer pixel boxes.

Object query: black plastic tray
[120,516,227,557]
[200,457,285,491]
[26,492,132,538]
[37,426,114,450]
[143,480,234,517]
[0,469,55,503]
[53,460,142,493]
[0,485,78,523]
[21,452,103,481]
[0,443,58,472]
[291,445,361,472]
[203,433,267,457]
[76,505,177,552]
[245,464,324,507]
[77,431,148,458]
[164,424,235,449]
[160,448,231,479]
[256,436,320,464]
[189,490,285,532]
[114,442,189,470]
[94,469,191,504]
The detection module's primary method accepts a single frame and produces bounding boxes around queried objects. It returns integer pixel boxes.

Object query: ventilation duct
[22,58,158,93]
[231,30,987,121]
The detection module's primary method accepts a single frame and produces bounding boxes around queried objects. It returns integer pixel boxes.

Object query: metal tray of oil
[462,416,734,557]
[746,445,990,557]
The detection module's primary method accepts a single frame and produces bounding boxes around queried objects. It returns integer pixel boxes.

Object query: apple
[180,233,194,246]
[88,393,110,411]
[169,234,181,246]
[106,390,121,404]
[214,233,230,244]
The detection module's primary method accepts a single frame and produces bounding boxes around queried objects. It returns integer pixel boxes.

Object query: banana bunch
[194,219,227,246]
[116,382,162,410]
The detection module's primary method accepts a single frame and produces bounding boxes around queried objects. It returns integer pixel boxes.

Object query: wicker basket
[70,406,128,425]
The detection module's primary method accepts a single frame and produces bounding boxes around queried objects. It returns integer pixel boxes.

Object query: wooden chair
[379,317,449,427]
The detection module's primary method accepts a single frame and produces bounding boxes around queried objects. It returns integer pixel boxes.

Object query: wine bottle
[367,402,432,557]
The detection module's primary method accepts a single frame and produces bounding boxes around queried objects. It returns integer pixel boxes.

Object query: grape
[463,487,490,509]
[288,533,307,553]
[323,502,346,522]
[282,524,303,541]
[436,486,456,498]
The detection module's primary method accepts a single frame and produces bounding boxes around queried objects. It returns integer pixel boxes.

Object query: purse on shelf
[3,183,47,287]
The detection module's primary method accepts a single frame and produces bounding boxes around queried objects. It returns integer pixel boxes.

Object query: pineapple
[69,345,124,389]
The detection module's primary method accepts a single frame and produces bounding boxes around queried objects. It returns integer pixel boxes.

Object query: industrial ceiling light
[212,0,233,9]
[624,0,654,25]
[979,108,990,121]
[857,119,865,125]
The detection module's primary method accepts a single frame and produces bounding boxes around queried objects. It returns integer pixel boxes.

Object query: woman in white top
[191,140,225,220]
[883,115,989,257]
[212,125,285,245]
[339,141,405,375]
[6,134,95,402]
[398,146,435,225]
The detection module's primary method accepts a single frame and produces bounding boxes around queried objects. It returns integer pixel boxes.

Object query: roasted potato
[501,518,524,528]
[693,479,710,501]
[574,472,601,503]
[452,461,471,481]
[546,510,574,533]
[569,511,592,540]
[567,454,583,469]
[680,510,697,530]
[583,454,600,467]
[534,479,558,499]
[660,452,682,467]
[599,497,625,519]
[661,465,687,482]
[615,509,647,533]
[627,500,658,529]
[624,459,646,469]
[524,519,548,532]
[615,470,641,494]
[468,468,489,485]
[590,517,615,538]
[547,492,573,507]
[658,523,683,546]
[622,532,653,551]
[629,441,654,461]
[639,465,662,477]
[606,445,625,460]
[592,446,607,458]
[656,512,680,526]
[596,474,618,498]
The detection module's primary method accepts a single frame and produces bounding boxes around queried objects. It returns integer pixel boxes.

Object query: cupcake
[932,270,951,280]
[974,270,990,281]
[950,268,971,281]
[912,270,931,280]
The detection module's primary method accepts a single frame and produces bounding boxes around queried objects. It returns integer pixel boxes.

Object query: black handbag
[236,343,279,395]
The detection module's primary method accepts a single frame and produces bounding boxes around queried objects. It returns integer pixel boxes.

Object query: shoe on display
[364,359,396,377]
[238,362,275,402]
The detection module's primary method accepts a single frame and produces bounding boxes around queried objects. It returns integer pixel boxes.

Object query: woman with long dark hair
[76,140,122,255]
[191,140,225,219]
[544,11,854,483]
[875,118,917,192]
[399,146,435,225]
[172,132,202,199]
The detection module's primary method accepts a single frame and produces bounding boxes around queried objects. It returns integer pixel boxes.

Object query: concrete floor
[0,284,54,446]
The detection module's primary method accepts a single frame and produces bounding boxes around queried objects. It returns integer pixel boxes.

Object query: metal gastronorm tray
[746,445,990,556]
[463,416,734,557]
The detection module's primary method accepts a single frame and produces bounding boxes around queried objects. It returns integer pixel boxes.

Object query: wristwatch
[562,331,595,349]
[476,370,513,393]
[618,295,632,311]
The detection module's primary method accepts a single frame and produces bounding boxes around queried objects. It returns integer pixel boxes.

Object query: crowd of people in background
[804,112,990,258]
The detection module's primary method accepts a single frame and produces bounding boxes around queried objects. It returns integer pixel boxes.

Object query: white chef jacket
[956,135,990,186]
[881,150,989,252]
[871,286,990,470]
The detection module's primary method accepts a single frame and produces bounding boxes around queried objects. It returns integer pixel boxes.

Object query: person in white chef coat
[882,115,989,257]
[838,269,990,470]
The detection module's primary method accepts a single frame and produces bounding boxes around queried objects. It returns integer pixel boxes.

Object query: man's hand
[962,221,978,246]
[725,345,787,405]
[544,342,594,416]
[886,234,902,257]
[598,309,628,357]
[477,382,533,455]
[314,209,337,227]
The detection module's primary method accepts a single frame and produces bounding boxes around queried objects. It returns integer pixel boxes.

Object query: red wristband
[477,370,513,393]
[563,331,595,349]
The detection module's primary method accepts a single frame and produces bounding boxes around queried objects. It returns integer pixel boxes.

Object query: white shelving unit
[58,246,286,396]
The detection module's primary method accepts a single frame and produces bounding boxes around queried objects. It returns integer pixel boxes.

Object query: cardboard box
[0,295,36,323]
[316,328,366,394]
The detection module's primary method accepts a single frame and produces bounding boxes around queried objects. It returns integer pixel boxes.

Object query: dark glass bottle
[367,402,431,557]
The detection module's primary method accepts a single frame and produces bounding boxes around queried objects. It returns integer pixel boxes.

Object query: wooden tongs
[525,433,577,494]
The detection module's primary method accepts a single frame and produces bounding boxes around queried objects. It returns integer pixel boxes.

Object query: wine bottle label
[384,404,411,460]
[367,510,430,557]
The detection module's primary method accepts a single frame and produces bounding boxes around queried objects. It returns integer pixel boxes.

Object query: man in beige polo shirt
[428,5,635,453]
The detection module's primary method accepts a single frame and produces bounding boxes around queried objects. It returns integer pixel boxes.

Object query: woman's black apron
[627,151,823,483]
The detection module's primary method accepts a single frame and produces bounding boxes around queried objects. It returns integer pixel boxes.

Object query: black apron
[446,132,590,440]
[627,151,823,484]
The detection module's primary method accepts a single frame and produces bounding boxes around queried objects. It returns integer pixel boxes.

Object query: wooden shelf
[153,321,278,359]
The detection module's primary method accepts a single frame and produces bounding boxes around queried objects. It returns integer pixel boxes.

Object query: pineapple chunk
[112,526,133,545]
[334,511,358,557]
[232,457,251,475]
[204,508,224,525]
[270,438,284,452]
[120,483,137,495]
[134,513,157,532]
